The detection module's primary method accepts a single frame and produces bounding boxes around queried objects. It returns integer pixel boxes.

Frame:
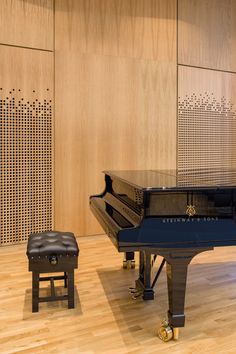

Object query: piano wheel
[158,319,179,342]
[123,260,135,269]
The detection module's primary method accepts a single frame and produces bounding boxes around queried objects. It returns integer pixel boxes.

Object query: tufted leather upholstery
[26,231,79,257]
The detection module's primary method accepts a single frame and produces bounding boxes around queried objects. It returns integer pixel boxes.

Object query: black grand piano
[90,169,236,341]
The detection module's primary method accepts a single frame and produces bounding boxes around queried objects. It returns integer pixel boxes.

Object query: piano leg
[143,252,155,300]
[133,251,154,300]
[123,252,135,269]
[139,250,144,283]
[157,247,212,341]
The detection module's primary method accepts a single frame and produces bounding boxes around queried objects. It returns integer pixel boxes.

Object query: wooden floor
[1,236,236,353]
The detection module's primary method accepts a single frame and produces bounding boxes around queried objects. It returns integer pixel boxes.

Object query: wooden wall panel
[0,46,53,98]
[55,0,177,236]
[178,0,236,72]
[0,46,53,245]
[56,0,176,61]
[178,65,236,172]
[0,0,53,50]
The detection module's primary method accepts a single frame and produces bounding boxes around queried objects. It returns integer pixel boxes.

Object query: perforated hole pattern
[0,88,52,245]
[178,92,236,179]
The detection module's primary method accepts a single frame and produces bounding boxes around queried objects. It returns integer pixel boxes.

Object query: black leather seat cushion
[27,231,79,257]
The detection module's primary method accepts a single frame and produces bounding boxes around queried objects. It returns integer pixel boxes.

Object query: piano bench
[26,231,79,312]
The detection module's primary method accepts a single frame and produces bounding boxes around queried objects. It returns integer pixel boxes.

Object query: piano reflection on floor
[90,169,236,341]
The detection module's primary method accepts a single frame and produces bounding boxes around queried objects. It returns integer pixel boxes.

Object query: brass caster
[128,286,142,299]
[158,322,173,342]
[128,287,136,293]
[132,293,142,300]
[132,290,142,299]
[123,260,135,269]
[158,319,179,342]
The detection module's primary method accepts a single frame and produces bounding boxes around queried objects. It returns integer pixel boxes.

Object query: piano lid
[104,169,236,191]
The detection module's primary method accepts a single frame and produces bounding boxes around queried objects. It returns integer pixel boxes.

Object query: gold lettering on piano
[162,217,218,223]
[186,205,196,217]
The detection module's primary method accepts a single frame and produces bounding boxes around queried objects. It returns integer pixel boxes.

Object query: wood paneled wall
[178,66,236,171]
[54,0,236,237]
[177,0,236,172]
[0,1,54,245]
[0,46,53,97]
[55,0,177,236]
[2,0,234,240]
[178,0,236,72]
[56,0,176,60]
[0,0,53,50]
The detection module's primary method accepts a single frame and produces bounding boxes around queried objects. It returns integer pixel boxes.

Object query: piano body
[90,169,236,341]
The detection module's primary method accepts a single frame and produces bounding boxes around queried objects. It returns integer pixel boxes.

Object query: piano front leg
[157,247,213,342]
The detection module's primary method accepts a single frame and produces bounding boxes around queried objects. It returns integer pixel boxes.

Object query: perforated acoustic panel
[178,92,236,174]
[0,88,52,245]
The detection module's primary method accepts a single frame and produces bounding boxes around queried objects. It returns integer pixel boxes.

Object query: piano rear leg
[158,247,212,341]
[123,252,135,269]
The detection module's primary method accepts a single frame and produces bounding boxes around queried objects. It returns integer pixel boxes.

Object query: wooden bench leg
[67,270,75,309]
[32,272,39,312]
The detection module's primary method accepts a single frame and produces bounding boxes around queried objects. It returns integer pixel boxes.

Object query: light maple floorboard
[1,235,236,353]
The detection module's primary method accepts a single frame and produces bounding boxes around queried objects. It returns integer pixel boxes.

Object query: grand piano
[90,169,236,341]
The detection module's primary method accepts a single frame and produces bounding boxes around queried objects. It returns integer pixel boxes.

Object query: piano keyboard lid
[103,168,236,191]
